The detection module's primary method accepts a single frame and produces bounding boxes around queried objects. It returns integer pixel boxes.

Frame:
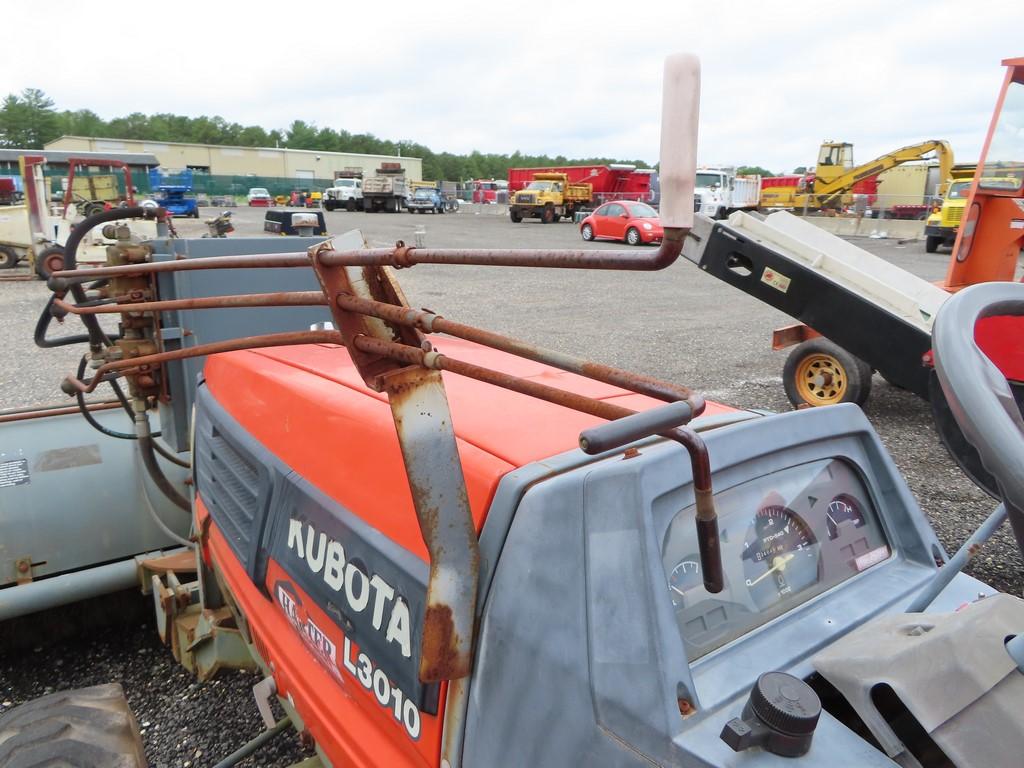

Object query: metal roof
[0,148,159,166]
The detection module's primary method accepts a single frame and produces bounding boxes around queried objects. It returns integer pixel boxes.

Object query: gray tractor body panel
[461,404,996,767]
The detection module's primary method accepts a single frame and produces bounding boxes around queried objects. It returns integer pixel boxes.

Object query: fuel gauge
[826,494,866,540]
[669,558,702,606]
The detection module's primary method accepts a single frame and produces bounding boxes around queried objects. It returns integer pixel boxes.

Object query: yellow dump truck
[923,165,983,253]
[509,172,592,223]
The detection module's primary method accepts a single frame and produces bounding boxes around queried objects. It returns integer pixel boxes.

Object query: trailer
[694,168,761,219]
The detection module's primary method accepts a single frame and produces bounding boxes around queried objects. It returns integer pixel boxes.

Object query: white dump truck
[322,172,363,212]
[694,167,761,219]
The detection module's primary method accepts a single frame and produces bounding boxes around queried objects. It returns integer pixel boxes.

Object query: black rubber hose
[36,279,116,349]
[74,355,136,440]
[137,413,190,512]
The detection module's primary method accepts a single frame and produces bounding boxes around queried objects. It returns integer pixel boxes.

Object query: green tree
[0,88,59,148]
[737,166,774,177]
[793,166,808,174]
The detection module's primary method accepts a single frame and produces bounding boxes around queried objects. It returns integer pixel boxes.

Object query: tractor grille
[194,387,272,572]
[517,193,536,204]
[945,205,963,226]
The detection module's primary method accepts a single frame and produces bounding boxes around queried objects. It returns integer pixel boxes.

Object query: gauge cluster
[661,457,889,659]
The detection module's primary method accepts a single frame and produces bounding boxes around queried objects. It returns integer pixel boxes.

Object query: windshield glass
[336,179,354,187]
[696,173,723,188]
[946,181,971,199]
[250,188,268,195]
[978,80,1024,194]
[627,202,658,218]
[526,181,553,191]
[414,189,433,198]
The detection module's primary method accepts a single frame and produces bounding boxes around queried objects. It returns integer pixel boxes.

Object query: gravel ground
[1,206,1020,765]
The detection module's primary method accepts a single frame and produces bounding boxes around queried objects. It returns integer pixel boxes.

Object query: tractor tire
[34,245,65,280]
[925,235,942,253]
[84,203,105,218]
[581,223,594,241]
[783,338,873,409]
[0,245,19,269]
[625,227,641,246]
[0,683,148,768]
[510,210,523,223]
[541,206,555,224]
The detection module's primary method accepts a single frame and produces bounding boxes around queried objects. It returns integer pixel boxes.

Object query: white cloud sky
[4,0,1022,172]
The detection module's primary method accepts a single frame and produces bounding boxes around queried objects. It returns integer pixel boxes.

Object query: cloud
[3,0,1022,171]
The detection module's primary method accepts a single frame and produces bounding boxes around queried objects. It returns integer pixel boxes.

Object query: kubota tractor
[2,54,1024,768]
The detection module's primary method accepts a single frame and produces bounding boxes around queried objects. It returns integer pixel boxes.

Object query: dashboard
[661,457,890,659]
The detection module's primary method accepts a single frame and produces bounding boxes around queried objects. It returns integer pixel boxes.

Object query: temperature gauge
[826,495,866,540]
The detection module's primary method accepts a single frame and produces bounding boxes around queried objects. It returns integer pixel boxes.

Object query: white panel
[219,148,243,157]
[143,143,168,153]
[95,140,125,151]
[294,170,314,179]
[259,150,281,159]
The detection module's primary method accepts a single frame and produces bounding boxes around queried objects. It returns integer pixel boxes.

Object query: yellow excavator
[760,139,954,211]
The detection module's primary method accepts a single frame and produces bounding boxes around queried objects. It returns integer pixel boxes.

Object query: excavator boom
[814,140,954,204]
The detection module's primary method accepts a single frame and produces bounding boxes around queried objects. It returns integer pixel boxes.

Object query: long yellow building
[45,136,422,183]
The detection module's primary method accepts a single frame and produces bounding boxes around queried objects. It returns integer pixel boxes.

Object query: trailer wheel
[925,235,942,253]
[34,245,65,279]
[0,683,148,768]
[0,245,18,269]
[783,339,872,408]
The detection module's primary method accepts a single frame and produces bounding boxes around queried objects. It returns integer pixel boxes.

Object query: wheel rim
[795,353,847,405]
[628,229,639,244]
[583,225,592,239]
[43,252,65,275]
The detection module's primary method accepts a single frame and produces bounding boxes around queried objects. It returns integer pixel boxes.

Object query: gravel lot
[1,205,1019,766]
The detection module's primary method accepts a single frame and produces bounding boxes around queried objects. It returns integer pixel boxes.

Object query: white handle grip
[659,53,700,228]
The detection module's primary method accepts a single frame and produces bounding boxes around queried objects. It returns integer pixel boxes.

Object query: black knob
[720,671,821,758]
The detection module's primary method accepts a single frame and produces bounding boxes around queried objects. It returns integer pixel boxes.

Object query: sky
[4,0,1023,172]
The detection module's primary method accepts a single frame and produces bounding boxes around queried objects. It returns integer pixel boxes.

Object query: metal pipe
[335,293,704,414]
[0,558,139,621]
[61,330,343,394]
[54,291,327,315]
[48,252,309,289]
[315,226,687,271]
[210,716,292,768]
[353,335,639,422]
[0,400,121,424]
[906,503,1007,613]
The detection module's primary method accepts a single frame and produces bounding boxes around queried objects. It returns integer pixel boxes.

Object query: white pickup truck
[321,177,363,211]
[694,168,761,219]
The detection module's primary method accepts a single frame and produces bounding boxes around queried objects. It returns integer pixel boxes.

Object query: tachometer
[741,505,820,610]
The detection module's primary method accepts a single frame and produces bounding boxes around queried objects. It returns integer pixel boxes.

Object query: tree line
[0,88,672,181]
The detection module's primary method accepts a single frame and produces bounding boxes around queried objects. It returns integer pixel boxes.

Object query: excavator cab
[815,142,854,184]
[946,56,1024,289]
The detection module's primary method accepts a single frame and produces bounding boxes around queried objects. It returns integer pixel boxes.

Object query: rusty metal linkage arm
[61,331,342,394]
[53,291,327,315]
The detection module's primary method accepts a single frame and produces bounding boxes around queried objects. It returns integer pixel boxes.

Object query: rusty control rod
[61,330,342,394]
[53,291,327,316]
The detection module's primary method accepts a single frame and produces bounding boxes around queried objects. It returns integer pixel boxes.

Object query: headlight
[642,222,653,230]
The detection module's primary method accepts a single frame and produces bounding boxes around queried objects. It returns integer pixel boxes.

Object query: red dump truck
[507,164,655,208]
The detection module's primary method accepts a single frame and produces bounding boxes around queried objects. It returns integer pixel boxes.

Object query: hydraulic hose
[135,404,189,513]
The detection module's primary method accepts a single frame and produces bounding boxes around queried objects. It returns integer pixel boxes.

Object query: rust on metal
[54,291,327,315]
[63,330,342,394]
[49,251,310,283]
[0,400,121,424]
[336,293,704,414]
[420,604,469,681]
[771,323,821,351]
